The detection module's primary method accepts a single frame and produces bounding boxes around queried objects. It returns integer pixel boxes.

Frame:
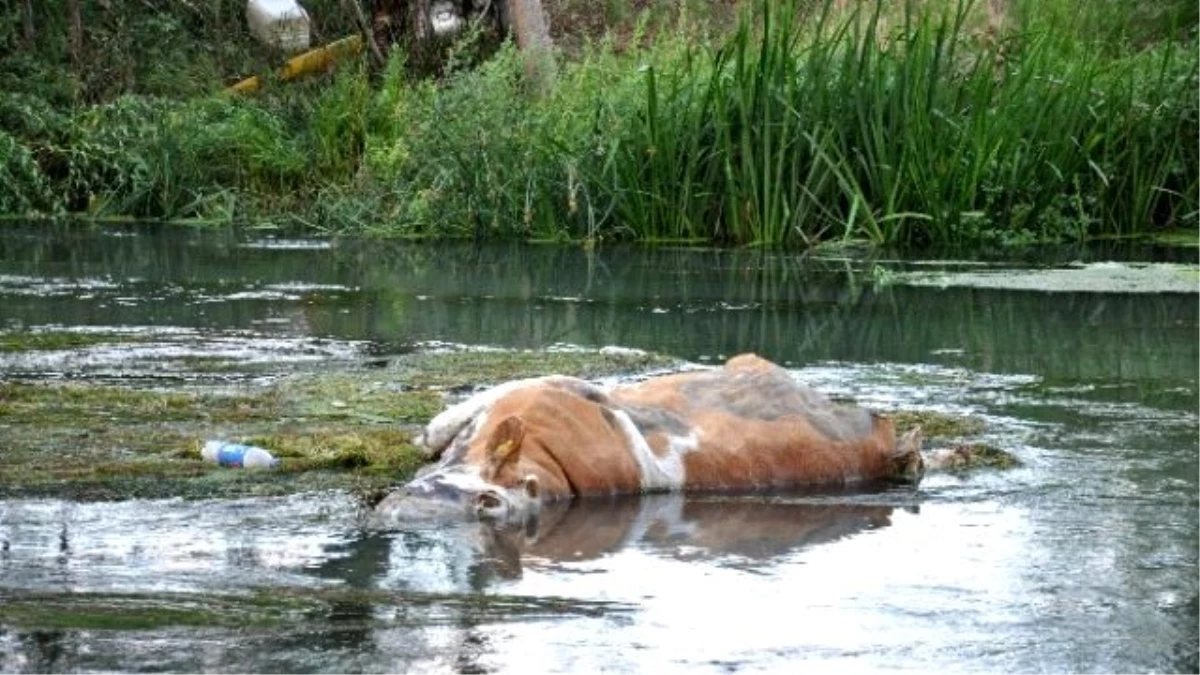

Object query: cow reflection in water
[429,493,901,582]
[305,494,902,672]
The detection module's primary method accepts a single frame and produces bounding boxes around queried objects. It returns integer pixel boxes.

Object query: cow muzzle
[373,486,470,522]
[373,472,543,526]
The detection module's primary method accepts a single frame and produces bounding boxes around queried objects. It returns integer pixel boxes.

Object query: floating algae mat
[895,261,1199,294]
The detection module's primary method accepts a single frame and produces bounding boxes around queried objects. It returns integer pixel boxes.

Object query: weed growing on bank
[1,0,1195,247]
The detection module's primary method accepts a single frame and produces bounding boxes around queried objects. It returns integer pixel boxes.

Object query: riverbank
[1,0,1196,247]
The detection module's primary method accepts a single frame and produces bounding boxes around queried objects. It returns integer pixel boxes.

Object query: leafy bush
[0,131,55,215]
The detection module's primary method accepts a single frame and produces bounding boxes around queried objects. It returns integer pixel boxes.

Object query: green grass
[1,0,1195,247]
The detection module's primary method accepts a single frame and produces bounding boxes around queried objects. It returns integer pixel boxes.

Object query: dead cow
[376,353,924,525]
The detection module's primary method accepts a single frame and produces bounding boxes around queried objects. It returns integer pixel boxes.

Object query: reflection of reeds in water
[326,242,1197,386]
[4,229,1193,387]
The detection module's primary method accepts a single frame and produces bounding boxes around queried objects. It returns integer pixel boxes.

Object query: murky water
[1,226,1196,673]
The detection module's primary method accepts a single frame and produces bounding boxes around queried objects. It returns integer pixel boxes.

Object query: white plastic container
[246,0,311,53]
[430,1,464,37]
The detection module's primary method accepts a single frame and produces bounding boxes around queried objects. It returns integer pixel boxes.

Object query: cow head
[376,415,543,527]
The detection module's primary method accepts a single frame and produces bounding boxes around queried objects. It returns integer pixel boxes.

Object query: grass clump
[242,428,424,474]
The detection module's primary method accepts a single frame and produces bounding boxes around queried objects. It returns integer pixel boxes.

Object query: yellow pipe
[226,34,364,94]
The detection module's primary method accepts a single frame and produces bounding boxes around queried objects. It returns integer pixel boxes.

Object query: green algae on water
[889,410,986,440]
[388,348,678,390]
[0,586,632,632]
[0,591,300,630]
[0,330,152,353]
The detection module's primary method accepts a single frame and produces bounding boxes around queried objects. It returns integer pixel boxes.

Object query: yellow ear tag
[491,440,515,463]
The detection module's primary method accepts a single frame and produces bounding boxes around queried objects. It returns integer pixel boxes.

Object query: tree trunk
[68,0,83,71]
[21,0,35,44]
[507,0,555,96]
[342,0,386,67]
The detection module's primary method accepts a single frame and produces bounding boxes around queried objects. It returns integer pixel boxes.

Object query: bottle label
[216,444,250,467]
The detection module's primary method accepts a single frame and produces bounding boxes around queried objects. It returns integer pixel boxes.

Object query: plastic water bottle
[201,441,279,469]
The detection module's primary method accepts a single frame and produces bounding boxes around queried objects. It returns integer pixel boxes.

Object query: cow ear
[485,415,526,471]
[896,426,923,453]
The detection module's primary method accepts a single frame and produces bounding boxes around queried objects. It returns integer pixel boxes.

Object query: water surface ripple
[0,227,1195,673]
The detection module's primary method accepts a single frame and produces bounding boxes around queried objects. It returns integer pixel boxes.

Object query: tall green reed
[594,0,1196,247]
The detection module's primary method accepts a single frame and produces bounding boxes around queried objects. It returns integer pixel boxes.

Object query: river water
[0,226,1196,673]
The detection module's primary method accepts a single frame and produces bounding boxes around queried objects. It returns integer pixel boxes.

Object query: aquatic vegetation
[1149,229,1200,248]
[893,261,1200,293]
[888,412,1019,471]
[387,348,679,389]
[926,442,1023,471]
[0,587,630,633]
[889,409,986,440]
[952,442,1021,470]
[0,592,297,630]
[0,330,151,353]
[0,381,277,425]
[235,427,426,490]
